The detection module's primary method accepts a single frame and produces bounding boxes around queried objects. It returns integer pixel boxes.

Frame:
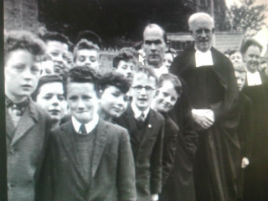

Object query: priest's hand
[192,109,215,129]
[151,194,159,201]
[241,157,250,168]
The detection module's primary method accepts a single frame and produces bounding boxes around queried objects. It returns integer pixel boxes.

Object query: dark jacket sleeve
[118,129,137,201]
[150,116,165,194]
[238,93,253,159]
[162,117,178,184]
[37,129,58,201]
[209,48,239,121]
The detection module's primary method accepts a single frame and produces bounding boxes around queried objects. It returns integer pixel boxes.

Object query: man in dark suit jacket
[170,12,240,201]
[41,66,136,201]
[116,67,165,201]
[4,30,51,201]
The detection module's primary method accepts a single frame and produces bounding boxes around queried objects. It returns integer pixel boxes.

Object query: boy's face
[67,82,99,123]
[36,82,66,121]
[46,41,69,74]
[75,49,99,71]
[234,71,246,91]
[5,49,41,100]
[100,85,128,118]
[153,80,179,113]
[130,72,156,111]
[162,53,173,69]
[230,52,242,66]
[115,60,135,81]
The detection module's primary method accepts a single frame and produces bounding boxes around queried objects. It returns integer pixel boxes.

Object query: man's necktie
[137,112,145,122]
[79,124,87,135]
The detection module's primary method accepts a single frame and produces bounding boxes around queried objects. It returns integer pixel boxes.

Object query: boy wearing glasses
[116,66,165,201]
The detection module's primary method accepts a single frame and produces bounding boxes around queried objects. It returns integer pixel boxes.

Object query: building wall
[4,0,42,32]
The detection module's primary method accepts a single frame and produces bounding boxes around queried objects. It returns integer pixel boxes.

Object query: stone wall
[4,0,42,32]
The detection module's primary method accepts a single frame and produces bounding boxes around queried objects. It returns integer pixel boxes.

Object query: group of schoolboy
[4,22,187,201]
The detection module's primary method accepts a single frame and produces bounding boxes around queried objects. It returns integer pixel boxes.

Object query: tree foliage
[224,0,267,36]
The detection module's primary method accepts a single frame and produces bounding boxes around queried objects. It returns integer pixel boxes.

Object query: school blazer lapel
[126,107,140,142]
[140,110,157,145]
[10,101,38,146]
[91,119,108,178]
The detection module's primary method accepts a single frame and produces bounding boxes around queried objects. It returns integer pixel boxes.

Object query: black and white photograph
[1,0,268,201]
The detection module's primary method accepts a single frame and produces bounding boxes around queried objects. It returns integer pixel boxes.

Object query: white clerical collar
[72,115,99,135]
[131,102,150,120]
[195,48,214,67]
[246,71,262,86]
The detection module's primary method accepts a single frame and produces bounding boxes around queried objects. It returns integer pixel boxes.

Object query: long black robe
[170,46,240,201]
[242,76,268,201]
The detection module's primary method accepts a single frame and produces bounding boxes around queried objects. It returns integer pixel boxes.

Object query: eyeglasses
[194,28,213,35]
[132,85,155,92]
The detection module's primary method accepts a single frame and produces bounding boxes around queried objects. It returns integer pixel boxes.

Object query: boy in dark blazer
[4,30,51,201]
[152,74,198,201]
[116,66,165,201]
[41,66,136,201]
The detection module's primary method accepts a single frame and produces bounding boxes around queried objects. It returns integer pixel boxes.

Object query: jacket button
[9,148,16,154]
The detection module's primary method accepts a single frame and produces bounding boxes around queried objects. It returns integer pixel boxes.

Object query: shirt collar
[153,65,169,78]
[131,102,150,120]
[71,115,99,135]
[195,48,214,67]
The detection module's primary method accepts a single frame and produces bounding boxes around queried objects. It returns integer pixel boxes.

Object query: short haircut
[119,47,139,59]
[99,72,131,94]
[158,73,183,95]
[229,49,240,56]
[66,66,99,93]
[240,39,262,55]
[188,12,215,31]
[113,48,137,68]
[75,30,102,47]
[32,75,65,101]
[4,30,46,61]
[143,23,167,43]
[134,65,158,85]
[42,31,71,50]
[73,39,100,61]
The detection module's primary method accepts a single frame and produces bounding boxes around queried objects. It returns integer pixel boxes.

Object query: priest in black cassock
[170,12,240,201]
[241,39,268,201]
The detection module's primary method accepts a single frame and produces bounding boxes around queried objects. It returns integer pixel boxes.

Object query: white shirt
[246,71,262,86]
[72,115,99,135]
[195,49,214,67]
[131,102,150,121]
[153,65,169,78]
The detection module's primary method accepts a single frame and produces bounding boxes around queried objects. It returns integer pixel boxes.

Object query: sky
[225,0,268,55]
